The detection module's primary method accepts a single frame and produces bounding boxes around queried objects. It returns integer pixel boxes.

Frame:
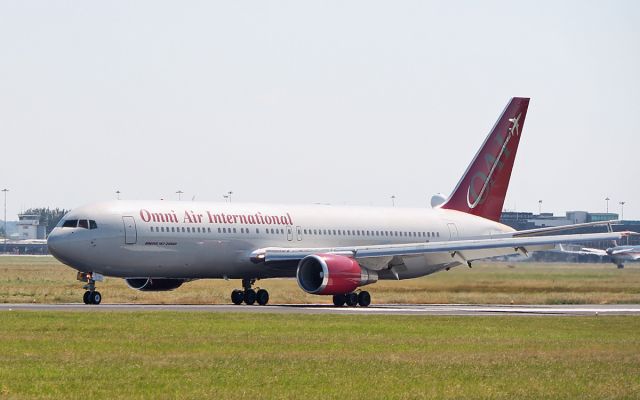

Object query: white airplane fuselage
[47,200,514,280]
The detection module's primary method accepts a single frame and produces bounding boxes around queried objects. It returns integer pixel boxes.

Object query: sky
[0,1,639,221]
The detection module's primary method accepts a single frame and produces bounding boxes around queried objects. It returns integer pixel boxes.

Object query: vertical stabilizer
[441,97,530,221]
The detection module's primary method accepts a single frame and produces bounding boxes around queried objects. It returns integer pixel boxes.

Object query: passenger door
[447,223,459,240]
[123,216,137,244]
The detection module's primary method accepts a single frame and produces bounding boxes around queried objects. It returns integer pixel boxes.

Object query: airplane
[559,244,640,269]
[47,97,634,306]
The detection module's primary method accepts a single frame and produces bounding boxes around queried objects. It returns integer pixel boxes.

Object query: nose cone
[47,228,73,265]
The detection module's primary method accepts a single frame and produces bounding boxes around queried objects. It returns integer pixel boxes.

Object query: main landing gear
[332,291,371,307]
[77,272,102,305]
[231,278,269,306]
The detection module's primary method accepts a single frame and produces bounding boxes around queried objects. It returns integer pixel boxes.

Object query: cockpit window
[62,220,78,228]
[61,219,97,229]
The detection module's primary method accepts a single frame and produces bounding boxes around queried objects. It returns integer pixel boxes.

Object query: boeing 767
[47,97,634,306]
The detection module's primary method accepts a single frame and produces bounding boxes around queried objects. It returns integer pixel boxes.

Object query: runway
[2,303,640,316]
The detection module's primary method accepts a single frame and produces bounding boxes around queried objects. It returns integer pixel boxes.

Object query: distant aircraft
[559,244,640,269]
[47,97,634,306]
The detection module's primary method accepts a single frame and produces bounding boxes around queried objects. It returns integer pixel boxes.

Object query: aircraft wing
[497,220,622,238]
[252,231,634,268]
[610,247,640,259]
[565,247,609,256]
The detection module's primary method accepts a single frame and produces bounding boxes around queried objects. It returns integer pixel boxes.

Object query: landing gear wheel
[244,289,257,305]
[89,291,102,305]
[231,289,244,305]
[332,294,346,307]
[358,291,371,307]
[83,291,90,304]
[256,289,269,306]
[345,292,358,307]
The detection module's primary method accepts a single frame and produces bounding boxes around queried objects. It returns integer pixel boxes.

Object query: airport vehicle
[559,244,640,268]
[47,97,633,306]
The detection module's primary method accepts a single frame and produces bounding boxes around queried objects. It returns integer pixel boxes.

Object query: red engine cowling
[296,254,378,295]
[125,278,185,291]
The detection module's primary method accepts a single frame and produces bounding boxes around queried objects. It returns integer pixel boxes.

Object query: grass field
[0,312,639,399]
[1,256,639,305]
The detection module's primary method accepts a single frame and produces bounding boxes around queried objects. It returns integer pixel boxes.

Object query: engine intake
[125,278,185,291]
[296,254,377,295]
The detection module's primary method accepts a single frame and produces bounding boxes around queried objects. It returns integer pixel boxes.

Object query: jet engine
[125,278,185,291]
[296,254,378,295]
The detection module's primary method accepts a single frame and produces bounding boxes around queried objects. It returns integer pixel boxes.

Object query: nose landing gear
[77,272,103,305]
[230,278,269,306]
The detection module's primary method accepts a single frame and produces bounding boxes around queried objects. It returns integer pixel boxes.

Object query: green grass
[0,312,639,399]
[3,256,640,305]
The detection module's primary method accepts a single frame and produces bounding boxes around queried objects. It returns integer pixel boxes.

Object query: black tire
[90,291,102,305]
[244,289,257,305]
[231,289,244,305]
[358,291,371,307]
[333,294,346,307]
[256,289,269,306]
[83,291,90,304]
[345,292,358,307]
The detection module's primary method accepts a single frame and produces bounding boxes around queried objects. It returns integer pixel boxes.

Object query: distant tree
[23,208,69,234]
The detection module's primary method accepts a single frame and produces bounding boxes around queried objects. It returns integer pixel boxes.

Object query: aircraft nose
[47,228,72,261]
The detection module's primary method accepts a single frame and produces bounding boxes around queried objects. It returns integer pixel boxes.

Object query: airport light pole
[116,190,121,200]
[605,197,610,213]
[223,191,233,203]
[619,201,626,221]
[391,195,396,207]
[176,190,183,201]
[2,188,8,254]
[538,200,542,215]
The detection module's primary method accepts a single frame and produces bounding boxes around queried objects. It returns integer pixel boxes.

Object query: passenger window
[150,227,154,232]
[256,228,259,234]
[79,219,90,229]
[233,228,236,233]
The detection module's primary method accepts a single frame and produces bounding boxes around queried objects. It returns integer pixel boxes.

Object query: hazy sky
[1,1,638,220]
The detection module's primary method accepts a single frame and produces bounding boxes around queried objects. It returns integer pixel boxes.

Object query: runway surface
[2,303,640,316]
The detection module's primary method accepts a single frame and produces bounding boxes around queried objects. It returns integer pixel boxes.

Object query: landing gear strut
[231,278,269,306]
[77,272,102,305]
[333,290,371,307]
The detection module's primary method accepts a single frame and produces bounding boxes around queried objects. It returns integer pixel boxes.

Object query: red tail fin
[441,97,530,221]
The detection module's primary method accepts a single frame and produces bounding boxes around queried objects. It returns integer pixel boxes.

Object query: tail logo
[466,113,522,209]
